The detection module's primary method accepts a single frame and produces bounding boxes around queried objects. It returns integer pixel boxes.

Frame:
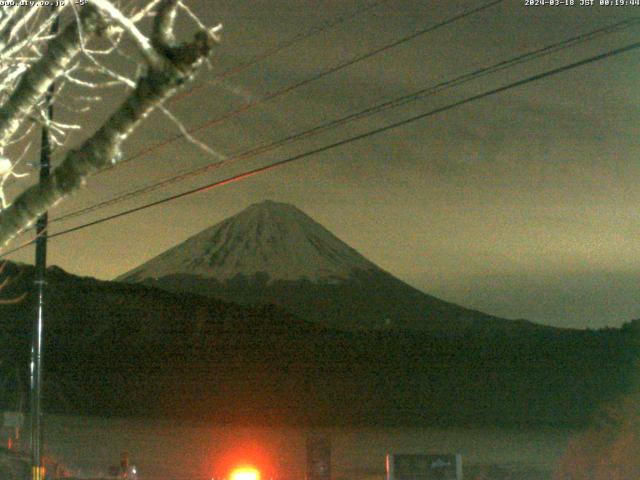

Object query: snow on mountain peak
[120,201,378,283]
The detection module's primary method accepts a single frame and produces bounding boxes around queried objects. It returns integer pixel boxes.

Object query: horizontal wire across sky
[2,34,639,258]
[1,0,638,262]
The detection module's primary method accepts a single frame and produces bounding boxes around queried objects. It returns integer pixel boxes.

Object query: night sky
[2,0,639,329]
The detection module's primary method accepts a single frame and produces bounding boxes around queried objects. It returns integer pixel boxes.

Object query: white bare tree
[0,0,221,247]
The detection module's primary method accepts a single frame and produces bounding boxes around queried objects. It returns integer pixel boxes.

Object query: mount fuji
[119,200,543,332]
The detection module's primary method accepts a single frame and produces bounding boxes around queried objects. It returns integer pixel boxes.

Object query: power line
[171,0,393,104]
[49,18,640,225]
[0,0,396,243]
[2,38,637,258]
[22,0,505,240]
[92,0,504,177]
[44,0,395,178]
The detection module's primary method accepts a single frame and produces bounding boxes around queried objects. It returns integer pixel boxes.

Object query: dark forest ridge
[0,261,636,426]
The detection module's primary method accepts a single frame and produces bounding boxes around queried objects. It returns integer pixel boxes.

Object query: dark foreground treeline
[0,262,637,427]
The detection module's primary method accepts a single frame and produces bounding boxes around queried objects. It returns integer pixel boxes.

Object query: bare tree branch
[89,0,164,68]
[153,0,179,49]
[0,6,105,150]
[0,0,220,246]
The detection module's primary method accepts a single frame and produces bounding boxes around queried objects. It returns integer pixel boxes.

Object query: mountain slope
[120,200,377,283]
[119,200,542,331]
[0,262,636,427]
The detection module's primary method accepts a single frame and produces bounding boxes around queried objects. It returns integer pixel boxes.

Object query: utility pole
[30,7,59,480]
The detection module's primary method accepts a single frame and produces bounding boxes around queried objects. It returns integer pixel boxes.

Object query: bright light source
[230,466,261,480]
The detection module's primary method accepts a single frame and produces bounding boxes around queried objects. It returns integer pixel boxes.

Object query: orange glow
[230,466,261,480]
[210,439,275,480]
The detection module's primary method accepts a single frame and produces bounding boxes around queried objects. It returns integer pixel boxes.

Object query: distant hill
[118,200,545,332]
[0,261,637,427]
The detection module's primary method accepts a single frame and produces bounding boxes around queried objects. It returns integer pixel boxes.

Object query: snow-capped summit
[120,200,540,331]
[120,200,377,284]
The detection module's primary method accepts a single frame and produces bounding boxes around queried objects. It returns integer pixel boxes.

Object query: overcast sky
[2,0,640,329]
